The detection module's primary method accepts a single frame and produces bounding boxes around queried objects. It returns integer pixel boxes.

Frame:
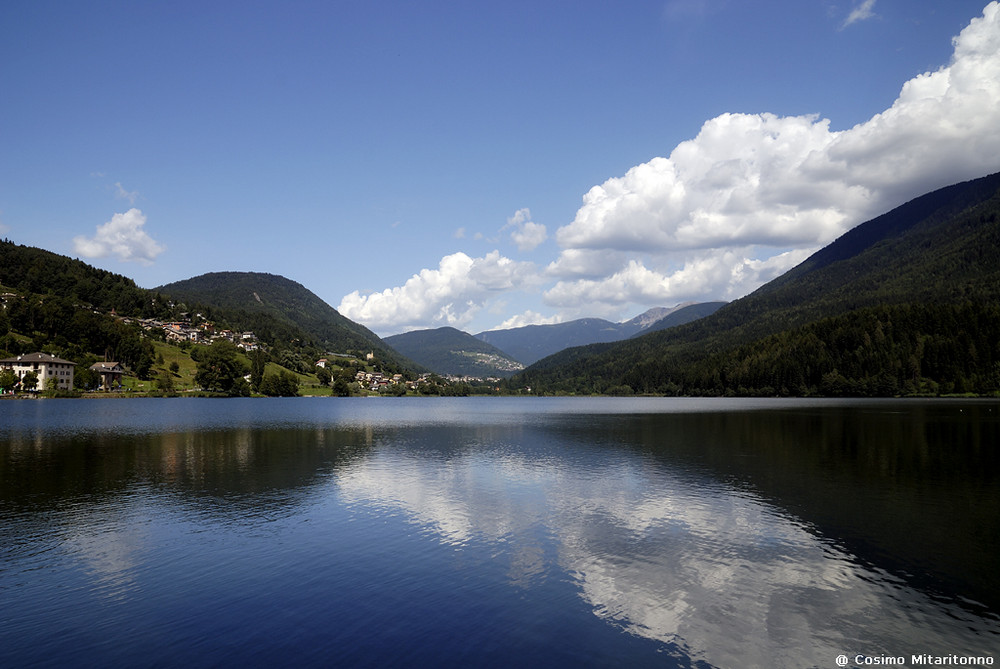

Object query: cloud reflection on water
[333,428,998,668]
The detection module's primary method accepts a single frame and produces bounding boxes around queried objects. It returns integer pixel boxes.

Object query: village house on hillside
[0,352,76,391]
[89,361,124,391]
[138,317,261,350]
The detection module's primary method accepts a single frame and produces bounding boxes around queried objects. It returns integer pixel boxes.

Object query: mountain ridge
[475,303,725,365]
[383,327,524,378]
[516,171,1000,395]
[156,271,413,370]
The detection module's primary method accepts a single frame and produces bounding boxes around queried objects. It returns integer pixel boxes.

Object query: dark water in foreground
[1,397,998,668]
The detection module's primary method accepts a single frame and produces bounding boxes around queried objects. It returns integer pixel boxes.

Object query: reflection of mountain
[0,426,375,516]
[333,408,999,667]
[623,405,1000,610]
[3,400,997,667]
[1,424,380,611]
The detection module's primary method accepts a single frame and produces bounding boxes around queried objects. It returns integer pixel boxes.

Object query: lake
[1,397,998,668]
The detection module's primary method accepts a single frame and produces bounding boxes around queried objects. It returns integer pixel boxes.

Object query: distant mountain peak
[622,303,697,329]
[384,326,523,377]
[474,302,724,365]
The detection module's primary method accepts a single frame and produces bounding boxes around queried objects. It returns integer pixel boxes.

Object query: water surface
[1,397,998,667]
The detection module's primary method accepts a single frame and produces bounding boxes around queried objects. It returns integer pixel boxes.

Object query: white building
[0,352,77,391]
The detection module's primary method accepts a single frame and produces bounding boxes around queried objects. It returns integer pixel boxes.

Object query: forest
[524,302,1000,396]
[514,172,1000,397]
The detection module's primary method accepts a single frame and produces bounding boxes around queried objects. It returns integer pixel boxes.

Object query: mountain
[0,239,163,317]
[476,318,623,365]
[475,304,725,365]
[630,302,728,336]
[383,327,524,378]
[620,306,678,330]
[0,239,170,376]
[517,172,1000,396]
[156,272,408,367]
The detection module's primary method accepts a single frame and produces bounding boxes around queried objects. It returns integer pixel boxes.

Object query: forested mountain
[0,240,166,317]
[156,272,410,369]
[516,172,1000,396]
[475,304,724,365]
[0,240,171,377]
[384,327,523,378]
[0,244,415,383]
[476,318,624,365]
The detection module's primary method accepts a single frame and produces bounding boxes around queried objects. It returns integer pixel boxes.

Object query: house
[89,362,125,391]
[0,352,76,391]
[165,323,200,343]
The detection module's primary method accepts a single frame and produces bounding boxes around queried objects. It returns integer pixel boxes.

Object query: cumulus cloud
[73,208,165,265]
[546,248,628,280]
[549,2,1000,314]
[337,250,539,334]
[491,310,564,330]
[545,249,811,310]
[342,5,1000,332]
[505,208,548,252]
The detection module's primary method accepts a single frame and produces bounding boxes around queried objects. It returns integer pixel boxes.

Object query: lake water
[1,397,998,668]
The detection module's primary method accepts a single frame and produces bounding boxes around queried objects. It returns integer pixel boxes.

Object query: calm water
[1,397,998,668]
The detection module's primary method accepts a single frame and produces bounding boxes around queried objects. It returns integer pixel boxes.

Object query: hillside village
[1,285,504,396]
[132,314,262,352]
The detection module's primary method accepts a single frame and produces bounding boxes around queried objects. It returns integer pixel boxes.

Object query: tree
[194,340,248,393]
[155,370,175,393]
[228,377,252,397]
[315,365,332,387]
[259,370,299,397]
[74,366,99,391]
[21,370,38,392]
[332,376,351,397]
[169,361,180,374]
[0,368,16,393]
[249,349,268,390]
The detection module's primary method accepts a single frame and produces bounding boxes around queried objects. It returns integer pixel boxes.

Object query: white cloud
[490,310,564,331]
[555,113,862,256]
[842,0,877,29]
[513,221,547,252]
[548,2,1000,315]
[340,4,1000,332]
[505,208,548,252]
[546,248,628,280]
[544,249,810,312]
[114,182,138,205]
[337,250,539,334]
[73,208,165,265]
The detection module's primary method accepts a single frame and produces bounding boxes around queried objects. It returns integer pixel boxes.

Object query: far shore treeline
[3,172,1000,398]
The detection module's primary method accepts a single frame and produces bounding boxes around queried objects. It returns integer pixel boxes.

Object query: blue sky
[3,1,999,336]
